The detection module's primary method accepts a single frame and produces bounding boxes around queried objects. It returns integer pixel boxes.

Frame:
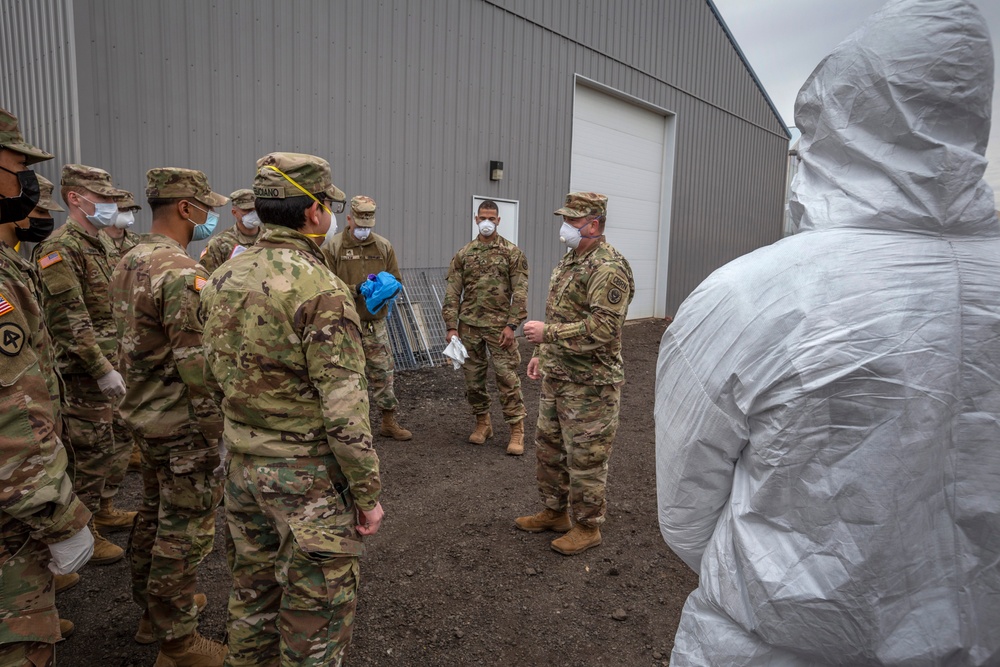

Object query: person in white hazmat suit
[654,0,999,665]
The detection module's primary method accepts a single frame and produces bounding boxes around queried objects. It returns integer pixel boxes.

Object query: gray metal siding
[4,0,788,318]
[0,0,80,185]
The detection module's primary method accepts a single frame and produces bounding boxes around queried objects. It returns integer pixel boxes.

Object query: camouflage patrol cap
[36,175,64,212]
[350,195,376,228]
[0,107,53,165]
[61,163,127,198]
[117,190,141,211]
[253,152,346,204]
[230,188,256,210]
[554,191,608,219]
[145,167,228,207]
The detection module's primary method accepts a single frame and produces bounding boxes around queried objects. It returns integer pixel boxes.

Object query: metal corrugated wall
[0,0,80,185]
[3,0,787,317]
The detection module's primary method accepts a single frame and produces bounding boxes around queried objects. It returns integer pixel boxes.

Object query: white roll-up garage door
[569,82,673,319]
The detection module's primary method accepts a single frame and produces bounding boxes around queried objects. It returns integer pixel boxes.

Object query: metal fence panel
[387,267,449,371]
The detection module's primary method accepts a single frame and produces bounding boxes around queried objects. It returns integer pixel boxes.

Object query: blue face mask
[187,202,219,241]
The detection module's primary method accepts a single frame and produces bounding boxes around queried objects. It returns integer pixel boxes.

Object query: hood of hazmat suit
[654,1,999,665]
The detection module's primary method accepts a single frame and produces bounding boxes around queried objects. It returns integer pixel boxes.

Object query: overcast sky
[712,0,1000,197]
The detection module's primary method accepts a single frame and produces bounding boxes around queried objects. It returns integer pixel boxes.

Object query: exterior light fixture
[490,160,504,181]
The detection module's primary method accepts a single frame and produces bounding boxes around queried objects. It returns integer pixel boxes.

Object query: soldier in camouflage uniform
[110,168,229,666]
[36,163,136,566]
[442,199,529,454]
[321,195,412,441]
[199,188,260,274]
[516,192,634,556]
[202,153,383,667]
[0,106,93,667]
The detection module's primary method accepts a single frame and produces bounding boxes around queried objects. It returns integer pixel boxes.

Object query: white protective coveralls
[655,0,999,665]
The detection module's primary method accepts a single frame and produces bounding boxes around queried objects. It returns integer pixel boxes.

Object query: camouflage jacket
[99,228,140,267]
[201,225,380,510]
[35,219,118,380]
[0,249,90,562]
[0,243,62,420]
[200,225,261,275]
[442,235,529,330]
[110,235,222,441]
[321,230,400,321]
[535,238,634,385]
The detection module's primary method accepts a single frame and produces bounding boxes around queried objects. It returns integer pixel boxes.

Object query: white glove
[443,337,469,370]
[214,438,228,480]
[96,369,126,399]
[47,528,95,575]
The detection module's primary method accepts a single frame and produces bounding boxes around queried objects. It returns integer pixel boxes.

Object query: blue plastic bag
[359,271,402,314]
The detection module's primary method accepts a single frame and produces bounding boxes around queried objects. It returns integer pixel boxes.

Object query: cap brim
[354,217,376,228]
[234,202,255,211]
[3,140,54,166]
[554,207,587,218]
[198,191,229,207]
[324,183,347,203]
[40,201,65,212]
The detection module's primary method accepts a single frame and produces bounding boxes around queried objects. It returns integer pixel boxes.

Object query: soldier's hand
[97,369,127,399]
[446,329,458,343]
[357,501,385,536]
[499,326,516,349]
[523,320,545,344]
[527,357,541,380]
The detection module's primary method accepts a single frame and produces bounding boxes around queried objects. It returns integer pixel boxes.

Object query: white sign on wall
[471,196,519,244]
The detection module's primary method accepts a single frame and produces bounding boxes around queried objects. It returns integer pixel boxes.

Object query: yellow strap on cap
[263,165,332,215]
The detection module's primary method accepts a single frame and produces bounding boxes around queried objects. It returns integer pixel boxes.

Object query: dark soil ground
[56,318,698,667]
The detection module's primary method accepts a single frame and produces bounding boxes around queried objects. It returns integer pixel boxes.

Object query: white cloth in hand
[47,528,95,575]
[96,369,126,399]
[443,337,469,370]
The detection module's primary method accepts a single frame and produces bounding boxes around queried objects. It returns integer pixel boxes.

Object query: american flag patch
[0,292,14,317]
[194,276,207,292]
[38,251,63,269]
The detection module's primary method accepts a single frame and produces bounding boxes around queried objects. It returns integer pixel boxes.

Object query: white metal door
[569,83,673,319]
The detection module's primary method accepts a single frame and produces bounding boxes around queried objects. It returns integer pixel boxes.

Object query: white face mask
[112,209,135,229]
[325,213,339,244]
[477,220,496,237]
[559,221,583,249]
[353,226,371,241]
[80,196,117,228]
[240,210,261,229]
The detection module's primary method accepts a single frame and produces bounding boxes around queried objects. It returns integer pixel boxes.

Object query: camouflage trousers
[0,526,59,657]
[361,319,398,412]
[458,323,526,423]
[225,452,363,667]
[62,376,130,513]
[0,641,52,667]
[129,432,221,642]
[535,377,620,527]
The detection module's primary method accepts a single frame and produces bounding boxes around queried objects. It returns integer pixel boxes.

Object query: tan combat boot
[550,524,602,555]
[505,419,525,456]
[94,497,137,531]
[128,444,142,472]
[153,631,227,667]
[379,410,413,441]
[468,413,492,444]
[136,594,207,644]
[54,572,80,594]
[87,522,124,565]
[514,508,572,533]
[58,618,74,642]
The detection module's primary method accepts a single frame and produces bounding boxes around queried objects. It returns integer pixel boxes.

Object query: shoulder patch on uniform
[608,288,623,305]
[0,292,13,318]
[194,276,208,292]
[611,276,629,292]
[0,321,25,356]
[38,251,63,269]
